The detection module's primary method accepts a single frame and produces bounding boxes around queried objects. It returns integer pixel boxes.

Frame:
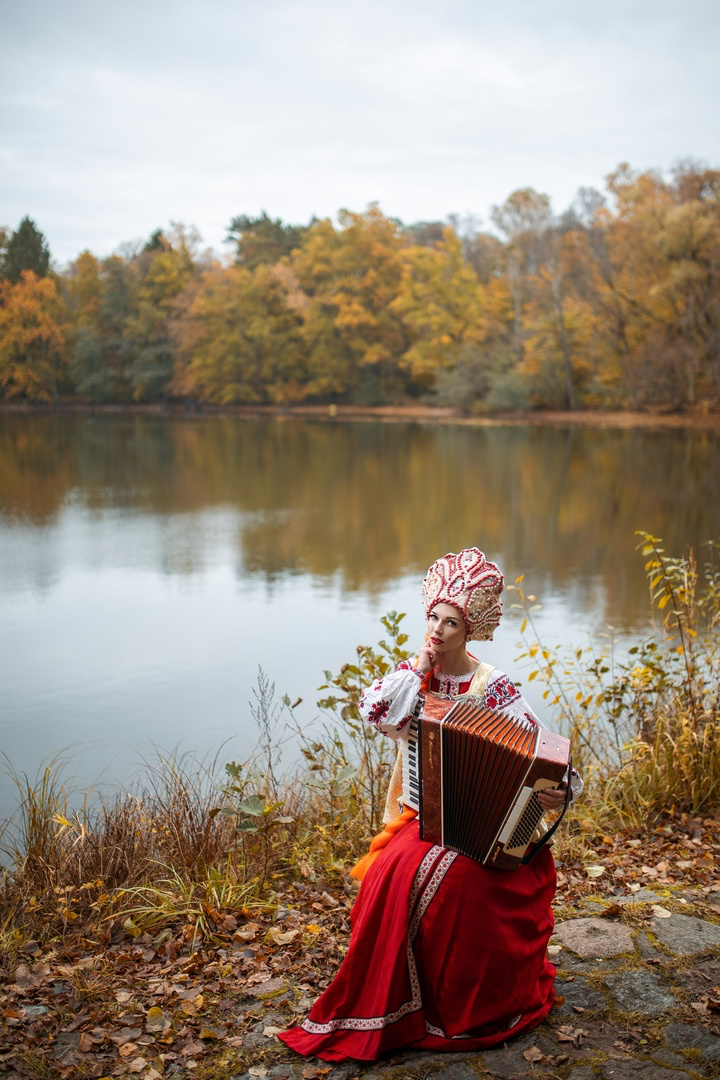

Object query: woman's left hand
[537,783,568,811]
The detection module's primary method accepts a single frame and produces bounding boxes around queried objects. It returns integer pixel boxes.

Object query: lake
[1,411,718,822]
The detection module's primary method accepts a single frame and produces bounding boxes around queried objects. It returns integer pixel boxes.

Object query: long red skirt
[278,820,557,1062]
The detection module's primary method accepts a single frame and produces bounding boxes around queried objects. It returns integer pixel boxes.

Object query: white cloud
[1,0,718,264]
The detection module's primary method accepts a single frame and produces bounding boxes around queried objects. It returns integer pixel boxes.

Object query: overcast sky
[2,0,718,266]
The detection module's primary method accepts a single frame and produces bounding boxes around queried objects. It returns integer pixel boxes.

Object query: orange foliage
[0,271,66,402]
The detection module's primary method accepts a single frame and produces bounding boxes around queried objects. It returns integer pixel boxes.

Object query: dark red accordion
[403,693,570,870]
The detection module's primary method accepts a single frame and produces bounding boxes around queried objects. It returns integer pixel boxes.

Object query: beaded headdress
[421,548,504,641]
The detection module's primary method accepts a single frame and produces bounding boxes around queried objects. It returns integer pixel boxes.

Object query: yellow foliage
[0,271,67,401]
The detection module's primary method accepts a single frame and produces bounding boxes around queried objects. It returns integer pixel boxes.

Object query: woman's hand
[415,642,437,675]
[537,783,568,811]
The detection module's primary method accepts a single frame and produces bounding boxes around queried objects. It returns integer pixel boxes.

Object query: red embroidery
[485,674,520,710]
[367,699,391,727]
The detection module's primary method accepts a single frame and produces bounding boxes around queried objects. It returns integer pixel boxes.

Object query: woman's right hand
[416,643,437,674]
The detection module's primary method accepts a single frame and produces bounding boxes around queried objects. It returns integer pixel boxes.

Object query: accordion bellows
[404,693,570,870]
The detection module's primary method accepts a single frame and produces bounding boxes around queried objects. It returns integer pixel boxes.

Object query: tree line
[1,160,718,412]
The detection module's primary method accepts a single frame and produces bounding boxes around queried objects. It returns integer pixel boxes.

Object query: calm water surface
[1,413,718,820]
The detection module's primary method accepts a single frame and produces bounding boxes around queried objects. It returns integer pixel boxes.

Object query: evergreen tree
[226,212,309,269]
[2,217,51,284]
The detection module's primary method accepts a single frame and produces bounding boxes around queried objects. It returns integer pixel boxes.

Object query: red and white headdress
[421,548,504,641]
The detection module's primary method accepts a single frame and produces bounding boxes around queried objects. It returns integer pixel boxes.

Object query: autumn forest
[1,161,719,413]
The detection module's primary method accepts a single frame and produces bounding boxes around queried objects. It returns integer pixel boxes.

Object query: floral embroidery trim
[484,673,520,709]
[431,670,476,697]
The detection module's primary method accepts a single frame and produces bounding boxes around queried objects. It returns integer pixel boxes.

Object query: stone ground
[234,889,720,1080]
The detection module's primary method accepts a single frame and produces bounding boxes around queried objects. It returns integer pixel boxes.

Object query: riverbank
[2,817,719,1080]
[2,399,720,433]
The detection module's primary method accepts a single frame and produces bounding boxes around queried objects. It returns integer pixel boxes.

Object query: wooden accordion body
[402,692,570,870]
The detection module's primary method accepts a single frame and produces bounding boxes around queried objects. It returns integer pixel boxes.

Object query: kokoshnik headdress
[421,548,504,641]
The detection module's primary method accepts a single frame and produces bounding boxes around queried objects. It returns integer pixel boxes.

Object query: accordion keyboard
[403,711,421,812]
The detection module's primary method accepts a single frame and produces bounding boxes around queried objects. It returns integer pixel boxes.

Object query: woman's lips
[431,637,443,645]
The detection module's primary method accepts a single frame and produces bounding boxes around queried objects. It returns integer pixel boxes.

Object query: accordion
[402,692,571,870]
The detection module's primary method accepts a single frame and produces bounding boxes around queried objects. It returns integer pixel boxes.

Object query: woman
[279,548,581,1063]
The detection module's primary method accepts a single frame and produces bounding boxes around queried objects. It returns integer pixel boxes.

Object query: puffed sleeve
[358,660,423,739]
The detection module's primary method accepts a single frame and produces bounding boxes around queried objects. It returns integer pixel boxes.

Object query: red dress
[278,820,557,1062]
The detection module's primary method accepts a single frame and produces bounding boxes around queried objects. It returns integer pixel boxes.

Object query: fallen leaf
[263,1024,283,1037]
[249,1069,268,1078]
[266,927,300,945]
[198,1025,227,1039]
[547,944,562,956]
[651,905,673,919]
[13,964,31,988]
[244,976,286,997]
[145,1006,168,1032]
[523,1046,544,1062]
[110,1028,143,1046]
[556,1023,588,1048]
[585,864,606,878]
[180,1038,207,1056]
[302,1067,332,1079]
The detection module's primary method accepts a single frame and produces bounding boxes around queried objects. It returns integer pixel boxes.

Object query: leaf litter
[1,814,719,1077]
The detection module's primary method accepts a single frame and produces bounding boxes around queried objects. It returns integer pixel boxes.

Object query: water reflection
[1,414,718,628]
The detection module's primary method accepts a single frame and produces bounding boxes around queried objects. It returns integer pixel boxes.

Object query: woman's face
[427,603,467,653]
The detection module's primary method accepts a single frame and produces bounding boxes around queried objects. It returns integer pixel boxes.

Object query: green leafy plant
[316,610,412,833]
[509,533,720,827]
